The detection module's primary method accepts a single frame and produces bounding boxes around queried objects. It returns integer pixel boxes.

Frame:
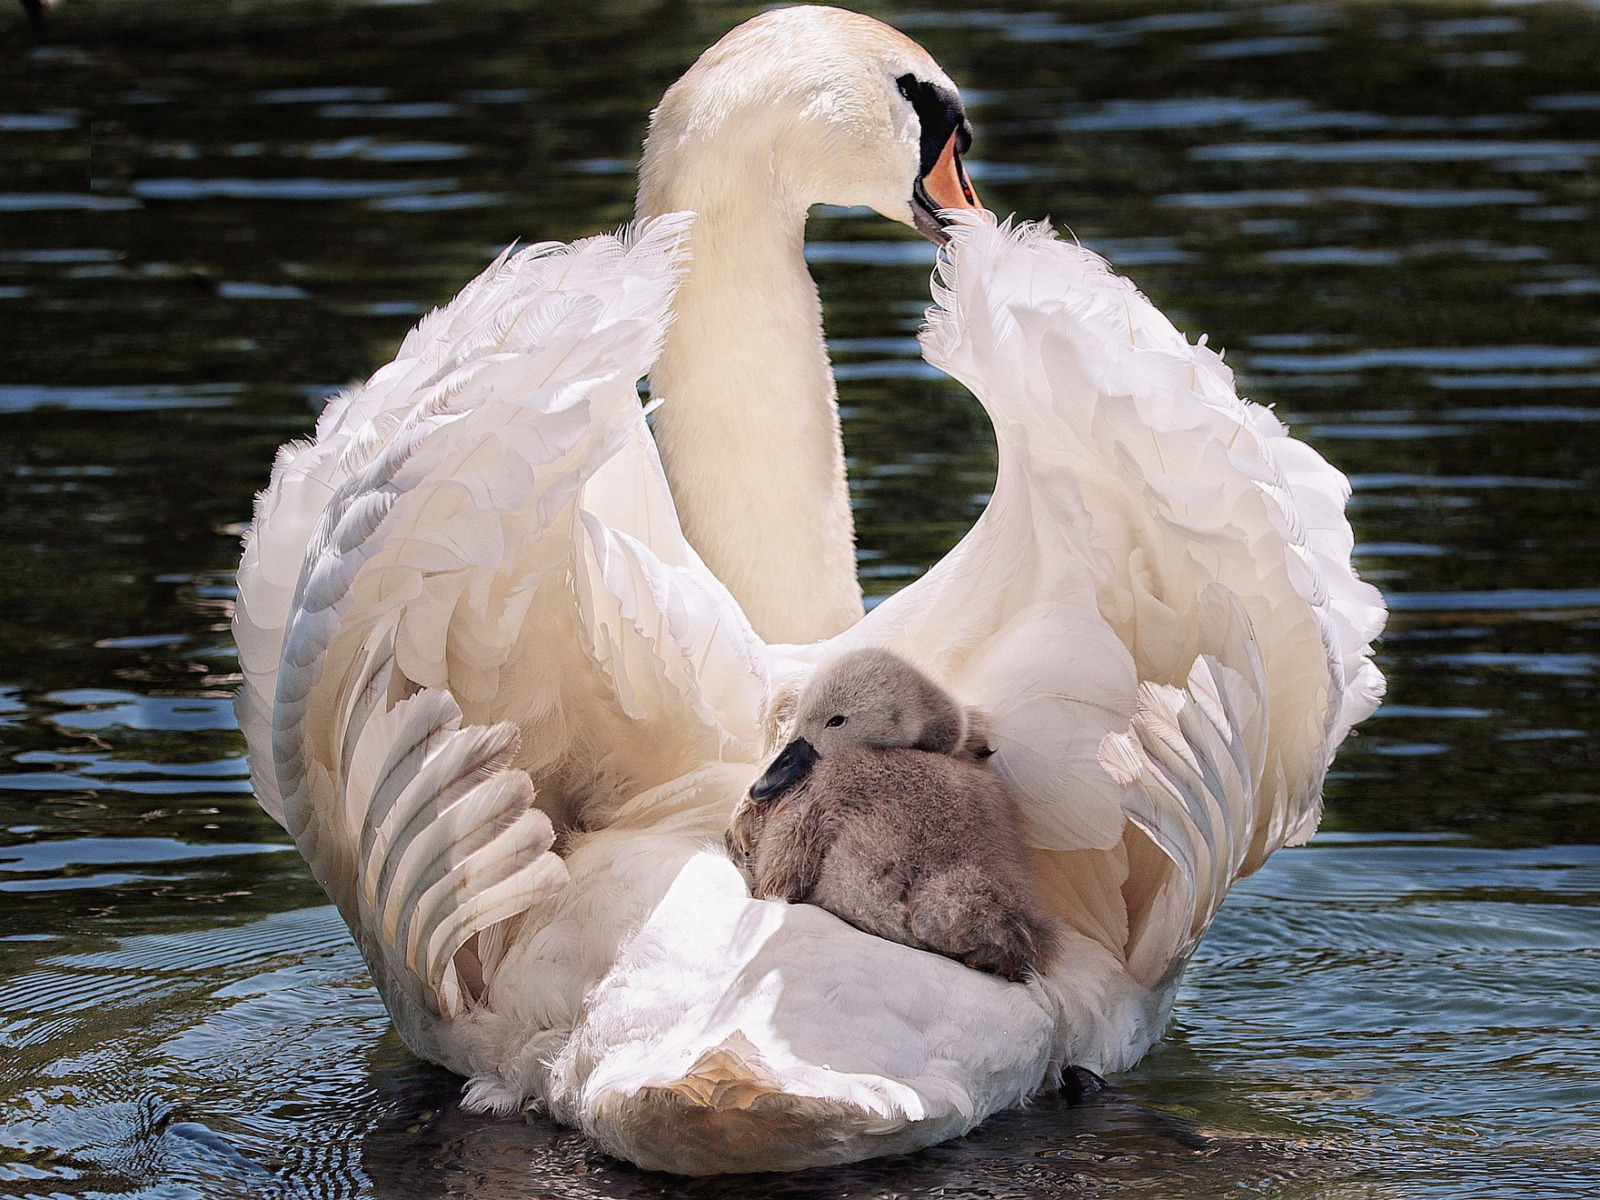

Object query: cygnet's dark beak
[749,738,820,802]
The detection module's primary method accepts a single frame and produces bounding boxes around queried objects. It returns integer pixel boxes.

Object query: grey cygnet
[727,647,1058,982]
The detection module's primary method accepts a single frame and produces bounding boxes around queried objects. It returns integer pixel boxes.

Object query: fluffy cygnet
[727,648,1058,981]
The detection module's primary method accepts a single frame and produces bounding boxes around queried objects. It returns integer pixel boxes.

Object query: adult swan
[234,6,1384,1175]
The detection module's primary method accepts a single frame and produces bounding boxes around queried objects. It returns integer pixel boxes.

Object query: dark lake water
[2,0,1597,1195]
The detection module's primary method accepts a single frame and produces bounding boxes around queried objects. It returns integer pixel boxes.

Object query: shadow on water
[1,0,1598,1195]
[354,1067,1372,1200]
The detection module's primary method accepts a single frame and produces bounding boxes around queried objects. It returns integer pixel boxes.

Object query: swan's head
[637,5,982,243]
[749,648,966,802]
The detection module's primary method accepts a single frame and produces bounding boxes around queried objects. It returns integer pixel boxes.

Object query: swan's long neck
[638,181,864,645]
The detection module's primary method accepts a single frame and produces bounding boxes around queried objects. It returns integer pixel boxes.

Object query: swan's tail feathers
[544,852,1058,1175]
[1099,647,1266,986]
[596,1048,889,1176]
[637,1031,787,1113]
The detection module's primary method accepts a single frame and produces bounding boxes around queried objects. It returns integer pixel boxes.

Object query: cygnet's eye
[825,714,847,728]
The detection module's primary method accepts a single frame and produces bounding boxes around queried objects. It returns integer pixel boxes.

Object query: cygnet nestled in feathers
[728,648,1058,981]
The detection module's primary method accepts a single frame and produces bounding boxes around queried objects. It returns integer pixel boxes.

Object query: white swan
[232,5,1385,1176]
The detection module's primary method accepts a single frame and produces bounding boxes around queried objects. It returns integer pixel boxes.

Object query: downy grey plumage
[729,648,1058,981]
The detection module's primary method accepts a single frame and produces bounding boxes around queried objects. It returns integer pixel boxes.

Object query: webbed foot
[1059,1065,1107,1105]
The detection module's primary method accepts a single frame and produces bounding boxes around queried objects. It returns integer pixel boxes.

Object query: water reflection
[1,0,1598,1194]
[2,837,1593,1196]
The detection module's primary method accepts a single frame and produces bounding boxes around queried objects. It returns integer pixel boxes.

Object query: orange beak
[924,131,982,211]
[912,130,984,244]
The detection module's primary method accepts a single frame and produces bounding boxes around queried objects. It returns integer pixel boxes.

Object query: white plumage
[234,7,1383,1175]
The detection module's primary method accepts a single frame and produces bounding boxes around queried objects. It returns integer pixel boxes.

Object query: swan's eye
[826,715,847,728]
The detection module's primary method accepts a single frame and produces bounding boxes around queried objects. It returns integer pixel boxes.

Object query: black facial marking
[896,74,972,177]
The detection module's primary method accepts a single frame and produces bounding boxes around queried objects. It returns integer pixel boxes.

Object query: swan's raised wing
[862,214,1384,1027]
[234,215,769,1023]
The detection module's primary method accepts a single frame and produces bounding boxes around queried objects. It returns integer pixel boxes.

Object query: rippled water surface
[2,0,1598,1195]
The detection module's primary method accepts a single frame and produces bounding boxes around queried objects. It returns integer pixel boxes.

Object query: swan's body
[233,6,1384,1175]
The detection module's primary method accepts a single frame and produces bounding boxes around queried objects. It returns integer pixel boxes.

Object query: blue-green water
[2,0,1597,1195]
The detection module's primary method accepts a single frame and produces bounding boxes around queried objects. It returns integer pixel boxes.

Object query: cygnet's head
[750,648,965,801]
[637,6,982,243]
